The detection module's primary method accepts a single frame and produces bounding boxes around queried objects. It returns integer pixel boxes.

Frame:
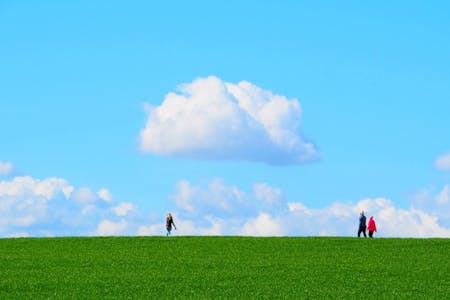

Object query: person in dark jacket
[357,211,367,237]
[367,216,377,238]
[166,213,176,236]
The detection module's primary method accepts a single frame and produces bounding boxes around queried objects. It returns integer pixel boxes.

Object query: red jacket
[367,218,377,231]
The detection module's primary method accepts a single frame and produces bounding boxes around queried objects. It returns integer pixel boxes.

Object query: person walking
[166,213,176,236]
[357,211,367,238]
[367,216,377,238]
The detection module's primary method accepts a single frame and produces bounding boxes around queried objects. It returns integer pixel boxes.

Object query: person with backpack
[357,211,367,237]
[367,216,377,238]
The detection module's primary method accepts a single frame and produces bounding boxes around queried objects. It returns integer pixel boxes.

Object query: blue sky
[1,1,450,237]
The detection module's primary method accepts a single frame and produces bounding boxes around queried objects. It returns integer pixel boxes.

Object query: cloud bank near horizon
[2,173,449,238]
[0,175,140,237]
[159,179,450,238]
[140,76,318,165]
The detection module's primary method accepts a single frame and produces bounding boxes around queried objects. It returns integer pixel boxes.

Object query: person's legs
[166,228,171,236]
[369,230,373,238]
[357,227,362,237]
[363,227,367,237]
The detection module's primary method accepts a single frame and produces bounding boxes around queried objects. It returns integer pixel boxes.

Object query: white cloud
[2,173,449,238]
[186,216,225,236]
[62,186,74,199]
[166,180,450,238]
[95,219,127,236]
[241,213,283,236]
[286,197,450,237]
[287,202,310,214]
[435,153,450,171]
[0,175,144,237]
[0,176,73,200]
[98,188,112,202]
[411,184,450,227]
[436,184,449,205]
[72,188,97,203]
[113,202,135,216]
[253,183,283,205]
[0,176,76,234]
[169,178,250,216]
[140,76,318,165]
[138,224,162,236]
[280,198,450,237]
[0,161,13,176]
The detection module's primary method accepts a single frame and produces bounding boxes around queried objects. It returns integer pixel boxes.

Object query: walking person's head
[167,213,172,220]
[360,210,364,216]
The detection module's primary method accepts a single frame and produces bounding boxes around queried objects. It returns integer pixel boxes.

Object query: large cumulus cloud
[140,76,318,165]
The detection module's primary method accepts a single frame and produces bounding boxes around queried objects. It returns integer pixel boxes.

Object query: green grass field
[0,236,449,299]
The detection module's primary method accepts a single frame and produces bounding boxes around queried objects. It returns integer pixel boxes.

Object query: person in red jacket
[367,216,377,238]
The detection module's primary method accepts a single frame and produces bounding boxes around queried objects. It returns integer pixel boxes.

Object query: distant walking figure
[166,213,176,236]
[367,216,377,238]
[358,211,367,238]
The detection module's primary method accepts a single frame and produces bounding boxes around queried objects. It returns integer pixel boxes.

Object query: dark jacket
[166,217,175,230]
[359,215,367,228]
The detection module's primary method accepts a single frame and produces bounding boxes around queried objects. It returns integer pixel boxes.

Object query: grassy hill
[0,236,448,299]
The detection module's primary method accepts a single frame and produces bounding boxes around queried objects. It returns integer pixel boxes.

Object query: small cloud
[98,188,112,202]
[72,188,97,203]
[95,219,127,236]
[169,178,249,217]
[411,185,450,228]
[0,176,73,200]
[435,153,450,171]
[0,161,13,176]
[241,213,283,236]
[138,224,162,236]
[140,76,318,165]
[287,202,309,213]
[113,202,135,217]
[253,183,283,205]
[436,184,449,205]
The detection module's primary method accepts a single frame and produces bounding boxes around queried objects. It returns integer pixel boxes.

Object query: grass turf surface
[0,237,449,299]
